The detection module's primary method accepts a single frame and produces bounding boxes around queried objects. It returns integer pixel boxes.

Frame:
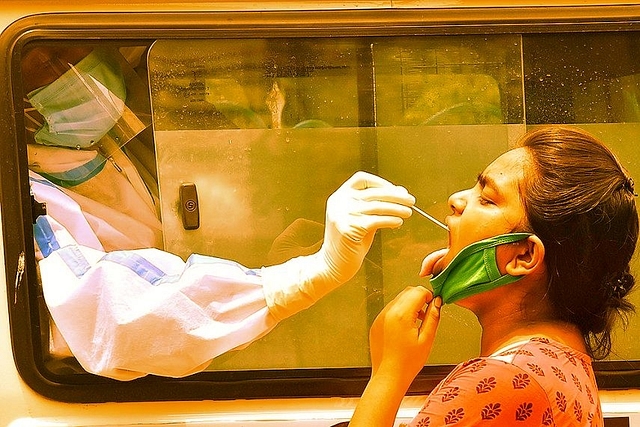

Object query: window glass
[18,29,640,384]
[147,36,523,370]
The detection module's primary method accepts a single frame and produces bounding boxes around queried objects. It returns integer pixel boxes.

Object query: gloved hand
[318,171,416,286]
[262,171,415,321]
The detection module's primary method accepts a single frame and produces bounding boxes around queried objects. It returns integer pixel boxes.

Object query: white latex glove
[262,171,415,321]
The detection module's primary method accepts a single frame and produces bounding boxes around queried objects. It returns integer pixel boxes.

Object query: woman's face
[427,147,530,276]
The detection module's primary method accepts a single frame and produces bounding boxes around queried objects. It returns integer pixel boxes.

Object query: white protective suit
[31,166,415,381]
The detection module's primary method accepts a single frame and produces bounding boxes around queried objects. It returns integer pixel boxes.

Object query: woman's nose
[448,189,469,214]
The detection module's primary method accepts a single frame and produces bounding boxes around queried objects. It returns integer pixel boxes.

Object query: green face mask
[430,232,531,304]
[26,49,127,149]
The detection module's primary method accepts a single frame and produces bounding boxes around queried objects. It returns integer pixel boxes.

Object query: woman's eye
[479,195,494,205]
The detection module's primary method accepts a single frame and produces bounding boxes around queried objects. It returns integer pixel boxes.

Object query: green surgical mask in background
[430,232,532,304]
[27,49,127,149]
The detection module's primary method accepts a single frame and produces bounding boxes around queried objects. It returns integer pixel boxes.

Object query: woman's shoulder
[490,337,594,376]
[416,351,553,426]
[490,337,601,426]
[414,338,602,426]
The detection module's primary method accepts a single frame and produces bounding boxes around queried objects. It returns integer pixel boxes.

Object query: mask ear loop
[23,98,43,133]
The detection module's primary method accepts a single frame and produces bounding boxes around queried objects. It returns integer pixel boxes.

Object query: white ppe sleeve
[39,221,277,381]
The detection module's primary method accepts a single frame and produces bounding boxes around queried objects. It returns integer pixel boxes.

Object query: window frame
[4,7,640,403]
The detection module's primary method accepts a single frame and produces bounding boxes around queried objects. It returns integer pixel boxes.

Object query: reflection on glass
[374,35,524,126]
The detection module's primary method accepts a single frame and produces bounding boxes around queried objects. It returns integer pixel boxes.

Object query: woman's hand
[369,285,442,389]
[350,286,441,427]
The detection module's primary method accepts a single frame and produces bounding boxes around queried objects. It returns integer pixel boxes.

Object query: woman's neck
[459,275,590,357]
[470,288,587,356]
[479,319,588,356]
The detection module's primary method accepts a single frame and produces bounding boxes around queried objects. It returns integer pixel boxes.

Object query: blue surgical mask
[430,232,531,304]
[26,49,127,149]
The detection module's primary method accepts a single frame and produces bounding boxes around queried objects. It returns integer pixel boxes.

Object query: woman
[350,126,639,426]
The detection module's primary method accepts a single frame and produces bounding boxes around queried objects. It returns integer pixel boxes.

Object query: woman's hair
[519,126,639,359]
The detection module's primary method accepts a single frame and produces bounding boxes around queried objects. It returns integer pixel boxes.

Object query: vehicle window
[8,15,640,400]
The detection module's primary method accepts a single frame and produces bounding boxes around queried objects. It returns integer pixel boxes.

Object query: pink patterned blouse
[407,337,603,426]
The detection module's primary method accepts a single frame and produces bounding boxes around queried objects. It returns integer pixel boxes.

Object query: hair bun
[608,271,634,299]
[624,176,638,197]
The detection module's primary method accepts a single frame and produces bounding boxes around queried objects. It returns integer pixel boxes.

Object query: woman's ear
[503,235,545,277]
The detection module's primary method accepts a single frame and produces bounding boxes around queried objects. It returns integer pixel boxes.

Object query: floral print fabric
[407,338,603,426]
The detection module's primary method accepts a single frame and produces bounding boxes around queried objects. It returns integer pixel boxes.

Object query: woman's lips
[420,248,449,278]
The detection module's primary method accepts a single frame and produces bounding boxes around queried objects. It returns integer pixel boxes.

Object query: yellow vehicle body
[3,1,640,426]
